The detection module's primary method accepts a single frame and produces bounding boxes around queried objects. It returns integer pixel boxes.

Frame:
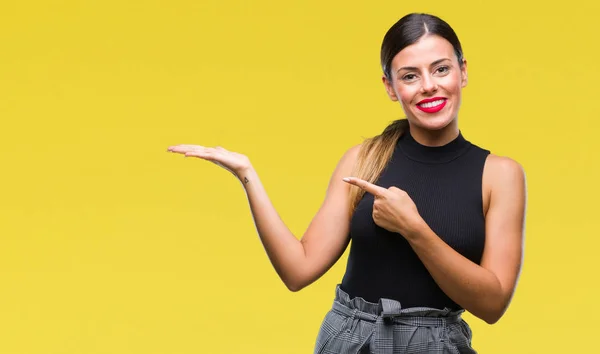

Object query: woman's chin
[410,114,455,131]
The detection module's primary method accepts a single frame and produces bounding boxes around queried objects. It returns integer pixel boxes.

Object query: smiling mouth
[416,98,447,113]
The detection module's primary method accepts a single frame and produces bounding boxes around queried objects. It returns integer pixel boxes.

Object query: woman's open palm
[167,145,251,178]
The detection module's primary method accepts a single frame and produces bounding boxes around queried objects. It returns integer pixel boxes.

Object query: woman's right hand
[166,145,252,180]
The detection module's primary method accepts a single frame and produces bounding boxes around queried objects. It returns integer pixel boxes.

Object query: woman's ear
[382,75,399,101]
[461,59,468,88]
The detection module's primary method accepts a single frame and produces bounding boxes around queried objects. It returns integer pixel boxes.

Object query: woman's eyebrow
[396,58,452,73]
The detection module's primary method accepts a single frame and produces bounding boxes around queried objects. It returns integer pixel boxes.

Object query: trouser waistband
[333,284,464,326]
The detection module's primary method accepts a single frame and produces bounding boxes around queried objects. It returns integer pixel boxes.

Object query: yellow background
[0,0,598,353]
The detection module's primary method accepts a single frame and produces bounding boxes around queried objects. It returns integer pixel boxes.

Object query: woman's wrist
[236,164,256,185]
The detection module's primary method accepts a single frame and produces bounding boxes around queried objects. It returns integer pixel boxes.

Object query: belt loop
[346,308,358,333]
[377,298,402,354]
[380,298,402,323]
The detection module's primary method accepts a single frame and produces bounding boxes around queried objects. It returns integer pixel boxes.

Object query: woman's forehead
[392,35,456,68]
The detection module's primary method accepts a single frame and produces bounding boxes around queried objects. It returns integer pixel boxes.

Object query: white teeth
[419,99,445,108]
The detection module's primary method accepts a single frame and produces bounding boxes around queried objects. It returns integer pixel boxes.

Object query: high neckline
[396,129,472,164]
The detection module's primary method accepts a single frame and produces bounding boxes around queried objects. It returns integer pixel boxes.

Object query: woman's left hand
[343,177,424,238]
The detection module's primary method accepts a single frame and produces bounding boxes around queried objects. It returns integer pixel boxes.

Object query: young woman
[167,13,527,354]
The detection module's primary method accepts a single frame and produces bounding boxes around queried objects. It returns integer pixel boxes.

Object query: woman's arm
[167,144,360,291]
[405,155,527,324]
[343,154,526,323]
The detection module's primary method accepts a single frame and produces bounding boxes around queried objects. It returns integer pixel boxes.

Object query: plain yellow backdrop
[0,0,598,353]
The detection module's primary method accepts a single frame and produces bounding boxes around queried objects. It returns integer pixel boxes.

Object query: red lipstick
[416,97,447,113]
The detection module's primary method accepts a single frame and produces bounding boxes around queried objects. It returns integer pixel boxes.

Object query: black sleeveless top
[339,129,490,310]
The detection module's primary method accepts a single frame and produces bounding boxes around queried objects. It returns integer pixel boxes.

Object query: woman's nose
[420,75,438,93]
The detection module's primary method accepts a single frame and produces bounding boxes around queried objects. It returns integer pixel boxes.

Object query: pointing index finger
[343,177,386,197]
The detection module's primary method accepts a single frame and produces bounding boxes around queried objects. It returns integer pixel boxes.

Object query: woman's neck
[407,119,460,147]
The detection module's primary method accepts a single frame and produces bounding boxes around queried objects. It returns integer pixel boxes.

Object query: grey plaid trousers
[314,285,477,354]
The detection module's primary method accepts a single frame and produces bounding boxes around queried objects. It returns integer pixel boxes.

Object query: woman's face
[383,35,467,132]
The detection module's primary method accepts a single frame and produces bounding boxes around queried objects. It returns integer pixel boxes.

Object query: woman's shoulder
[338,143,363,163]
[346,143,363,157]
[484,154,526,190]
[486,154,524,174]
[481,154,526,216]
[327,144,363,175]
[467,140,521,173]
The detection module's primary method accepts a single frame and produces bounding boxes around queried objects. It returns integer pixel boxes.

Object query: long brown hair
[349,119,408,214]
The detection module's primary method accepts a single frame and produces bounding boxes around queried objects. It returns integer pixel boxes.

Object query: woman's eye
[402,74,416,81]
[436,66,450,74]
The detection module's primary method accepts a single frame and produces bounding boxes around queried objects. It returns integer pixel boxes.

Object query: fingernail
[342,177,350,182]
